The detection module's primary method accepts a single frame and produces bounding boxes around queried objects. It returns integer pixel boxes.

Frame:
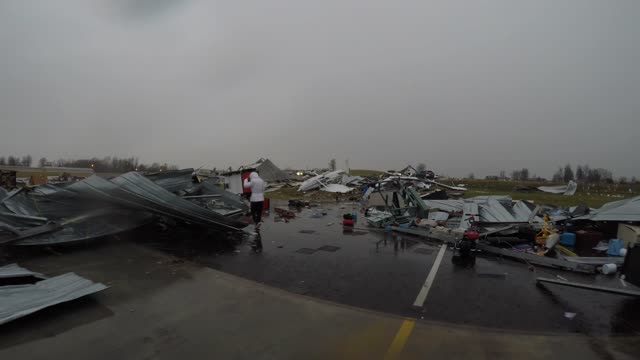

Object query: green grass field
[458,179,639,208]
[348,169,386,177]
[267,173,639,208]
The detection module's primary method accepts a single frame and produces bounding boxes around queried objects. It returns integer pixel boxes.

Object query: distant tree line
[506,164,633,184]
[551,164,618,184]
[511,168,530,181]
[0,155,32,167]
[0,154,178,173]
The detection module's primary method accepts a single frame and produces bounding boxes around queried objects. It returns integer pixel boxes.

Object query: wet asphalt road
[174,202,640,336]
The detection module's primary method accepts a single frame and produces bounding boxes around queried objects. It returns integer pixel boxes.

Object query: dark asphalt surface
[180,202,640,336]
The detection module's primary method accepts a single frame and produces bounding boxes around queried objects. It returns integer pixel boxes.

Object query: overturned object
[0,271,107,325]
[298,170,345,192]
[538,180,577,196]
[320,184,353,194]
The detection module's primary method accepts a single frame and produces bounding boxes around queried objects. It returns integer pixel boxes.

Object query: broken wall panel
[0,264,44,279]
[0,272,107,325]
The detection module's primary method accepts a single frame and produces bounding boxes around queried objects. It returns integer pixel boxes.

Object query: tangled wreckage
[0,170,256,324]
[0,169,252,246]
[361,176,640,294]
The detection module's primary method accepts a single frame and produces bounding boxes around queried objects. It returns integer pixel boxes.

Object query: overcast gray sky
[1,0,638,178]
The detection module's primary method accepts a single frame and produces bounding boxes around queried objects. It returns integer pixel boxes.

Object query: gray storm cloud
[1,0,638,177]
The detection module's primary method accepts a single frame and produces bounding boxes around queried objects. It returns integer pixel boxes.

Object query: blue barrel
[560,233,576,246]
[608,239,623,256]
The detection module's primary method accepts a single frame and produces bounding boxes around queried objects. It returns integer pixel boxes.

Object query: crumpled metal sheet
[298,170,345,192]
[190,181,248,213]
[479,198,517,223]
[2,171,249,245]
[424,196,539,227]
[512,201,541,222]
[0,264,44,279]
[146,169,195,194]
[577,195,640,222]
[320,184,354,193]
[66,173,246,231]
[0,272,107,325]
[422,199,464,212]
[538,180,577,196]
[146,170,248,214]
[12,210,153,246]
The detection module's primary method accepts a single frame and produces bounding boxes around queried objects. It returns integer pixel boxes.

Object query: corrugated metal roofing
[0,272,107,325]
[2,170,250,245]
[223,159,289,182]
[68,173,247,231]
[0,264,44,279]
[145,169,194,194]
[578,195,640,222]
[423,196,540,227]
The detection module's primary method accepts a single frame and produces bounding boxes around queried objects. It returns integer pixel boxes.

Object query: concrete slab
[162,203,640,335]
[1,240,638,359]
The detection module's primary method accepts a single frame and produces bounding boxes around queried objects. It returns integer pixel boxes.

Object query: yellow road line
[384,319,415,360]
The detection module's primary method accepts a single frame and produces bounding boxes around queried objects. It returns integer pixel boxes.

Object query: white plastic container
[601,263,617,275]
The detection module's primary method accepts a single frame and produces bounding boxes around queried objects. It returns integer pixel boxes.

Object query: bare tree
[511,170,521,181]
[7,156,18,166]
[38,157,48,167]
[576,165,584,182]
[619,177,628,184]
[552,167,563,183]
[582,164,591,183]
[329,158,336,171]
[417,163,427,172]
[467,172,475,180]
[0,157,5,165]
[632,176,638,184]
[22,155,32,167]
[563,164,574,183]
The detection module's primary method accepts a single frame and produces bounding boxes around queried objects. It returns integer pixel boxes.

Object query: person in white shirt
[243,171,266,227]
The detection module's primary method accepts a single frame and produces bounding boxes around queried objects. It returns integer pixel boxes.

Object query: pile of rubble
[361,176,640,284]
[0,169,252,246]
[295,167,467,196]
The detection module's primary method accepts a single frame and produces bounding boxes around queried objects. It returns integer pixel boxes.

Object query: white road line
[413,244,447,308]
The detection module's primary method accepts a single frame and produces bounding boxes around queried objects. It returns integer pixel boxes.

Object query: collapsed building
[222,158,289,194]
[0,170,251,246]
[361,177,639,283]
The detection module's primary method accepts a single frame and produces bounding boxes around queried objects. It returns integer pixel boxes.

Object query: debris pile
[0,170,251,246]
[294,167,465,196]
[362,177,639,276]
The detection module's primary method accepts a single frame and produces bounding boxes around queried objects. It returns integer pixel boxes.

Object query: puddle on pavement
[295,248,317,254]
[317,245,340,252]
